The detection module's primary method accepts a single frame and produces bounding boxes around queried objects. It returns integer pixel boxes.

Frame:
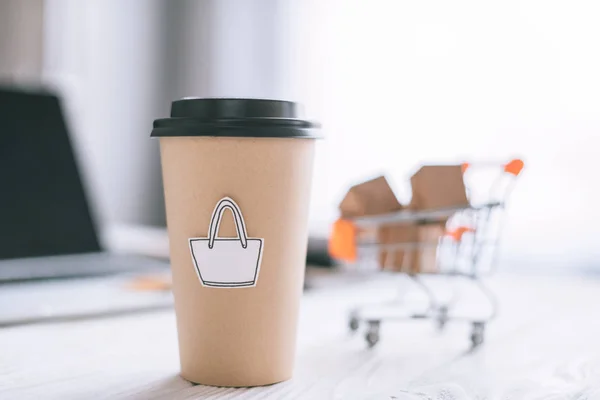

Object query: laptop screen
[0,87,101,260]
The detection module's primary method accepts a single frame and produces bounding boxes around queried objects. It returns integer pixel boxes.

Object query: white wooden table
[2,269,600,399]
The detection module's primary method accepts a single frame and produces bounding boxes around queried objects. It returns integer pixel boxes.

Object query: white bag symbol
[189,197,264,288]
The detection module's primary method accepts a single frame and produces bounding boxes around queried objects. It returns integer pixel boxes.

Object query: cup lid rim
[151,98,321,139]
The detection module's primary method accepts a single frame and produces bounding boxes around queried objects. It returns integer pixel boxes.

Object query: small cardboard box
[381,165,467,273]
[335,167,467,273]
[378,222,444,273]
[411,223,445,274]
[339,176,403,218]
[338,176,404,268]
[409,165,469,210]
[378,224,417,272]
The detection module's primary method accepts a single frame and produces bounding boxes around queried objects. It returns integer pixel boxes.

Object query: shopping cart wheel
[470,322,485,348]
[349,315,360,332]
[437,306,449,331]
[365,320,380,348]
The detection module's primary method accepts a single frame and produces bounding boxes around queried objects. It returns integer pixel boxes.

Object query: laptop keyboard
[0,253,169,282]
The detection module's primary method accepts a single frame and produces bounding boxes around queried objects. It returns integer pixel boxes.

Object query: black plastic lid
[151,98,320,138]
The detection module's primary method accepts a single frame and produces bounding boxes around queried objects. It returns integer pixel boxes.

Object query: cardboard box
[378,224,417,272]
[411,223,445,274]
[338,176,402,218]
[378,222,444,274]
[338,176,404,268]
[409,165,469,210]
[335,167,467,273]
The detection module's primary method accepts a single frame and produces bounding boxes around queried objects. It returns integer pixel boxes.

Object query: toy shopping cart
[329,159,524,348]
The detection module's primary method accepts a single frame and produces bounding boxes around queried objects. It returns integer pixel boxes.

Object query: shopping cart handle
[504,159,524,176]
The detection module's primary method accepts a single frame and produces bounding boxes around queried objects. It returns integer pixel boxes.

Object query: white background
[306,0,600,269]
[34,0,600,270]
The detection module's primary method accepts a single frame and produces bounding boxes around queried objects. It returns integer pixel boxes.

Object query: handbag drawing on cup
[189,197,264,288]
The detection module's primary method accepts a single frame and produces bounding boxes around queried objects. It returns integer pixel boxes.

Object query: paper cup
[152,98,319,386]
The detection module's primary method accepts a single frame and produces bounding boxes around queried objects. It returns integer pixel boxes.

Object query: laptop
[0,86,168,282]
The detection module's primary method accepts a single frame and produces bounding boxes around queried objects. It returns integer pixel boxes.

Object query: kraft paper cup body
[158,134,316,387]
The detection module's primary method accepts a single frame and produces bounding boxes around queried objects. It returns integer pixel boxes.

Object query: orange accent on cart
[504,159,524,176]
[461,162,470,174]
[329,219,357,262]
[446,226,476,241]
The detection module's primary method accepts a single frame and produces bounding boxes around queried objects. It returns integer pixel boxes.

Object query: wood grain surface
[1,269,599,399]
